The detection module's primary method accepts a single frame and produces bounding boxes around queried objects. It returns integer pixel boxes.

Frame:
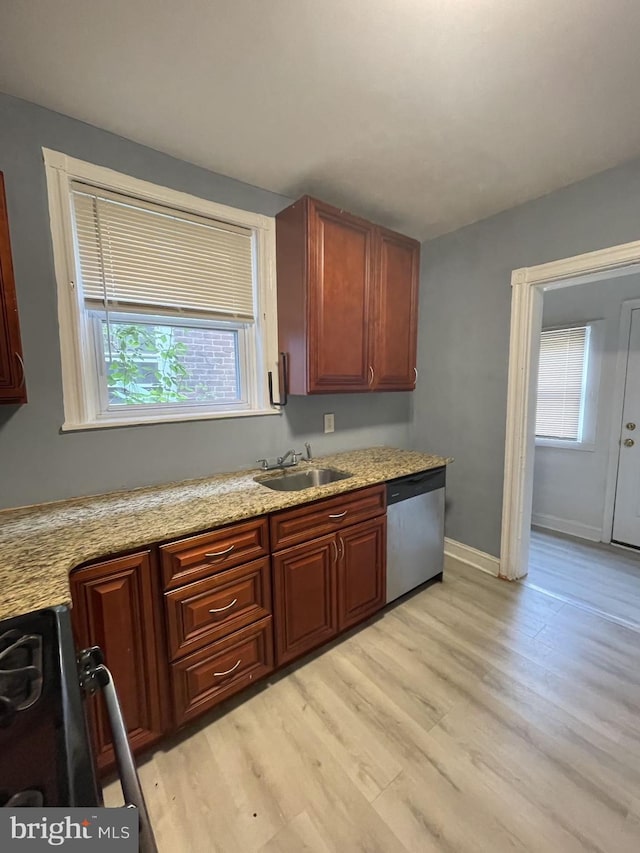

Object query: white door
[612,308,640,547]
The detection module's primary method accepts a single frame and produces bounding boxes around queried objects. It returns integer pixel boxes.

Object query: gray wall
[414,154,640,557]
[0,94,412,509]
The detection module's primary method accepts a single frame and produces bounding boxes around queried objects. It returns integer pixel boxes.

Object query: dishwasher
[386,466,445,604]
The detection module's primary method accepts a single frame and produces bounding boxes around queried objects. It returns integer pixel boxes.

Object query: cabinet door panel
[0,173,26,403]
[373,228,419,390]
[70,551,168,772]
[308,200,374,392]
[273,534,338,665]
[338,517,386,631]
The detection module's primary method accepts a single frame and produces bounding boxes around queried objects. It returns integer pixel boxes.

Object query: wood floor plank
[104,559,640,852]
[529,529,640,627]
[394,585,640,760]
[258,810,333,853]
[429,692,640,853]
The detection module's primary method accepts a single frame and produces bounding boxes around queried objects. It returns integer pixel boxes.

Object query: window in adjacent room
[44,149,279,429]
[535,322,600,448]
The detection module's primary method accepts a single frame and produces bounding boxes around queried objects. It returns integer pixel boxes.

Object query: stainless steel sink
[254,467,352,491]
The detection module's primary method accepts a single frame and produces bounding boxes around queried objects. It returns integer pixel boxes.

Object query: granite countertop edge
[0,446,452,621]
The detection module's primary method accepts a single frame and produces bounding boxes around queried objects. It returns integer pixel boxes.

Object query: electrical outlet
[324,413,335,434]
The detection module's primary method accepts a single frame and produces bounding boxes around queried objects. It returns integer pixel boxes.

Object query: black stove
[0,606,100,809]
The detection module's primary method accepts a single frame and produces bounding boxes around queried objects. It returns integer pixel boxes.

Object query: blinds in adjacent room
[536,325,589,440]
[71,184,255,321]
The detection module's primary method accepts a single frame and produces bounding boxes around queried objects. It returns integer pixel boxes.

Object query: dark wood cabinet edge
[0,172,27,404]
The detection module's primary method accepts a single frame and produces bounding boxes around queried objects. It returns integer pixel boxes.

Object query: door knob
[626,422,636,431]
[624,438,635,447]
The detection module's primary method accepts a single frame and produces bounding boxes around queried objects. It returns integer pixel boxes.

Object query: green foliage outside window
[103,322,190,404]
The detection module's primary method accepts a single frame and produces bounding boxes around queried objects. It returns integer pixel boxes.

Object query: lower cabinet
[69,487,387,769]
[338,516,386,631]
[272,513,387,666]
[273,534,338,665]
[69,550,168,772]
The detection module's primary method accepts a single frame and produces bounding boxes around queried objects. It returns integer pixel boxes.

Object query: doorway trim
[500,239,640,580]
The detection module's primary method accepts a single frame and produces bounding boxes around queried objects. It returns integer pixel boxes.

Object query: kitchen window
[43,149,279,429]
[535,322,601,449]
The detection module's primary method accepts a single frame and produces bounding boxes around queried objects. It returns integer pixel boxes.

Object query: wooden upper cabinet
[372,227,420,391]
[308,200,373,392]
[276,195,419,394]
[0,173,27,404]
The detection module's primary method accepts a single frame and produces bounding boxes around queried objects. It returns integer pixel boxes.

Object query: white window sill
[535,438,595,452]
[61,407,281,432]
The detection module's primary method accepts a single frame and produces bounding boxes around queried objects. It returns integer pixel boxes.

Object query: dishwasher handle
[386,467,446,504]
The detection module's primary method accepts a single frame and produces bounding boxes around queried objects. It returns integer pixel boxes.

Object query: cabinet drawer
[171,618,274,726]
[165,557,272,660]
[160,517,269,590]
[270,485,385,551]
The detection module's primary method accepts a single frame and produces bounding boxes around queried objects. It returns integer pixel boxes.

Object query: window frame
[89,310,251,416]
[535,319,603,451]
[43,148,280,430]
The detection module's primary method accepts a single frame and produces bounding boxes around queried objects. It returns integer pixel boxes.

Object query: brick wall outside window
[172,327,239,402]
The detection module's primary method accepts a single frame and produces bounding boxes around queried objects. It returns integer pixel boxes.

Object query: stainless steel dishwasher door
[386,485,445,604]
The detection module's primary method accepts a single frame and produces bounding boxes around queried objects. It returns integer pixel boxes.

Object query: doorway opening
[500,241,640,596]
[523,278,640,625]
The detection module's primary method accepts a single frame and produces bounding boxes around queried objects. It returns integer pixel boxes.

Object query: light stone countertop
[0,447,450,621]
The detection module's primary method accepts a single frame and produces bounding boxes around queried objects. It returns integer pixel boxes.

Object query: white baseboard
[531,513,602,542]
[444,537,500,577]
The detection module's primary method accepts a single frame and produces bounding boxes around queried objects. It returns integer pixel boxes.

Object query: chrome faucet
[256,443,312,472]
[277,449,298,466]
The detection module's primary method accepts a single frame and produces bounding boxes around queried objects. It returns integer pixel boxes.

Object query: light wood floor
[529,528,640,629]
[105,561,640,852]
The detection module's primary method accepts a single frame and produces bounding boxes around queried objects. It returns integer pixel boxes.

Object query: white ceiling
[2,0,640,239]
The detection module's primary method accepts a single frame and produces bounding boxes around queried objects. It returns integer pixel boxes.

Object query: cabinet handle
[368,365,374,385]
[413,367,418,383]
[214,659,242,678]
[209,598,238,614]
[328,510,348,519]
[331,540,338,564]
[205,544,235,560]
[15,352,25,388]
[338,536,344,560]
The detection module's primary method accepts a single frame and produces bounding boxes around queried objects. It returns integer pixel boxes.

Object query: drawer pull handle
[214,659,241,678]
[328,510,348,519]
[209,598,238,614]
[15,352,26,388]
[205,544,235,560]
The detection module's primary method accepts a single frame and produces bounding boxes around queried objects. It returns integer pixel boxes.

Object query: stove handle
[95,663,158,853]
[78,649,157,853]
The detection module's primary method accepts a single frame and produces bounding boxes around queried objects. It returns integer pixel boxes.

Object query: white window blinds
[71,184,255,321]
[536,325,589,440]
